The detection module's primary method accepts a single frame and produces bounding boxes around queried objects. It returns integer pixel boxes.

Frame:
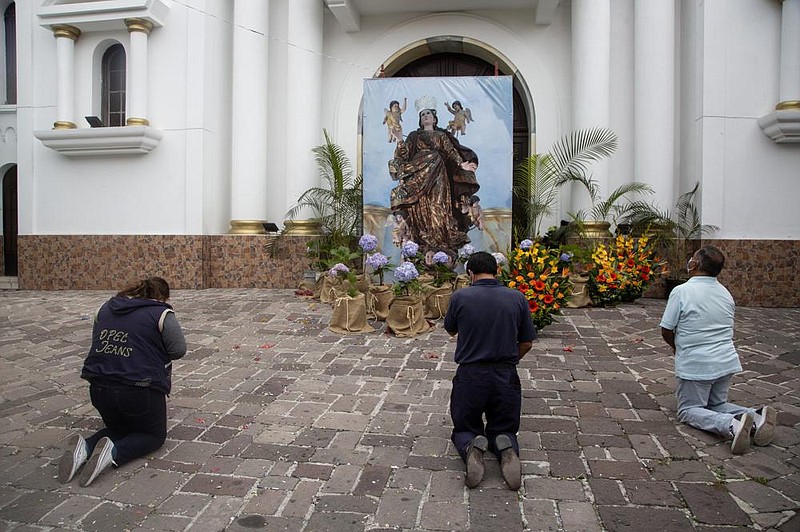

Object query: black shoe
[465,435,488,488]
[495,434,521,490]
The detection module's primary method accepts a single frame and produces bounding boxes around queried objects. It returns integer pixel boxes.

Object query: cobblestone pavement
[0,289,798,531]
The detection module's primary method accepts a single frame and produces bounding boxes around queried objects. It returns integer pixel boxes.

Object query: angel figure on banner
[445,100,473,137]
[388,95,480,260]
[383,97,407,143]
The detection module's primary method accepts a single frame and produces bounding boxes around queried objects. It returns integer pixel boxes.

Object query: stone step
[0,277,19,290]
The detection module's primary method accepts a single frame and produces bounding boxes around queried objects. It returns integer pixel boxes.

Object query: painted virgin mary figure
[388,96,480,259]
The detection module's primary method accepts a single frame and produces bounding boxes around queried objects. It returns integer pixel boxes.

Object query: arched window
[101,44,125,126]
[4,2,15,105]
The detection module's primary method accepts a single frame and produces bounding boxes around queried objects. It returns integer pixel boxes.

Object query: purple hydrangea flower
[492,252,507,266]
[358,234,378,252]
[366,252,388,270]
[458,244,476,258]
[433,251,450,265]
[520,239,534,250]
[560,252,573,262]
[402,241,419,258]
[394,261,419,283]
[328,263,349,277]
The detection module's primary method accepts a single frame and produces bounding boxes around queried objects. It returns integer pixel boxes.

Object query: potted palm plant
[285,129,363,273]
[625,182,719,295]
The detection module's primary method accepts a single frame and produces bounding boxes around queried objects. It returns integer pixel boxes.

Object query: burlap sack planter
[366,284,394,321]
[329,293,375,334]
[566,272,592,308]
[319,276,342,304]
[454,274,471,291]
[423,284,453,320]
[386,294,433,337]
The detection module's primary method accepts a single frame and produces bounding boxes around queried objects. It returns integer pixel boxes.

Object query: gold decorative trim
[125,18,154,34]
[126,117,150,127]
[282,220,321,236]
[53,121,77,130]
[228,220,270,235]
[776,100,800,111]
[52,24,80,41]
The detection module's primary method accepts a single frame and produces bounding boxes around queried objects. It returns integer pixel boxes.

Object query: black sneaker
[79,437,115,487]
[465,435,488,488]
[495,434,521,491]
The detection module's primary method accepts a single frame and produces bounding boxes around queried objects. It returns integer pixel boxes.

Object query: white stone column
[229,0,269,234]
[52,25,80,129]
[571,0,611,215]
[778,0,800,110]
[125,18,153,126]
[283,0,323,234]
[635,0,675,208]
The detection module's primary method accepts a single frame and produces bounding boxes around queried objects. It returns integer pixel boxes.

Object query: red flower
[543,294,554,304]
[529,300,539,312]
[533,280,546,291]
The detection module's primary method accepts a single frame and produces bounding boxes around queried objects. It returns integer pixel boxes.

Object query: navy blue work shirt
[444,278,537,365]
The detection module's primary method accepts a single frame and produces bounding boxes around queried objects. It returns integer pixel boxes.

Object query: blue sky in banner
[362,76,514,210]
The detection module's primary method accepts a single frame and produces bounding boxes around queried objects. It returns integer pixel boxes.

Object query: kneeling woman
[59,277,187,486]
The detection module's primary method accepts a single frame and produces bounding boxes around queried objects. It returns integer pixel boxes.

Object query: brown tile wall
[18,235,311,290]
[16,236,800,307]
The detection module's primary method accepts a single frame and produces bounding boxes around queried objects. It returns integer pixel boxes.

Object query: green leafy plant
[513,127,619,240]
[625,182,719,280]
[286,129,363,270]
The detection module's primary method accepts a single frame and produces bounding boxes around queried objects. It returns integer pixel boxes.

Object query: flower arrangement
[430,251,456,287]
[392,261,421,296]
[499,241,572,330]
[365,252,391,286]
[587,235,659,306]
[328,263,358,297]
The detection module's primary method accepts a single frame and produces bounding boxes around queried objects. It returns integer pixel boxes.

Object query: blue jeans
[676,375,754,436]
[87,382,167,466]
[450,363,521,460]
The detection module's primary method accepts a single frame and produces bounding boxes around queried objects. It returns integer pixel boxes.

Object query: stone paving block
[240,442,314,462]
[38,494,100,528]
[546,450,587,478]
[107,469,187,506]
[181,473,256,497]
[282,479,322,518]
[0,490,68,523]
[316,494,378,514]
[468,487,524,530]
[420,500,469,531]
[353,465,392,497]
[623,480,683,506]
[156,493,212,518]
[597,505,695,531]
[375,488,423,528]
[521,499,560,531]
[191,495,244,531]
[628,434,664,459]
[648,459,716,482]
[726,480,798,512]
[293,462,334,480]
[520,417,577,433]
[389,468,432,490]
[588,478,625,505]
[677,482,751,525]
[588,460,649,480]
[79,501,151,532]
[303,511,368,532]
[524,478,586,501]
[559,501,602,531]
[135,513,191,532]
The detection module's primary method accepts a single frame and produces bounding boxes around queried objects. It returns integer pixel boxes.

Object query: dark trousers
[87,382,167,466]
[450,363,521,461]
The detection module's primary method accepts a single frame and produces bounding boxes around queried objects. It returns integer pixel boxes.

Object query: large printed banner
[362,76,513,268]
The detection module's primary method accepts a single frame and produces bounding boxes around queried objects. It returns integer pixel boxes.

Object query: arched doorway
[383,40,533,240]
[2,165,17,276]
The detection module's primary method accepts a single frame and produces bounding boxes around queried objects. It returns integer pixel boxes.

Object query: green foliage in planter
[286,129,363,270]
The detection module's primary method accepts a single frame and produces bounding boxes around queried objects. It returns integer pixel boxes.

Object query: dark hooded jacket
[82,296,177,394]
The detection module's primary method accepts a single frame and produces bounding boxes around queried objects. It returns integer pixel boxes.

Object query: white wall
[21,1,234,235]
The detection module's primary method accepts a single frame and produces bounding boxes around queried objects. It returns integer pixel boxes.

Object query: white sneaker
[79,437,115,487]
[58,433,88,483]
[752,406,777,446]
[730,412,753,454]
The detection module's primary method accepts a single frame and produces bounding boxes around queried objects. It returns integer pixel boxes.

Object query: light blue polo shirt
[660,276,742,380]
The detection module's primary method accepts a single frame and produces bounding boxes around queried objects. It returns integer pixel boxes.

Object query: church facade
[1,0,798,306]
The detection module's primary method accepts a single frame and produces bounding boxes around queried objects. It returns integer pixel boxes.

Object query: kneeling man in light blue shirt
[660,246,776,454]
